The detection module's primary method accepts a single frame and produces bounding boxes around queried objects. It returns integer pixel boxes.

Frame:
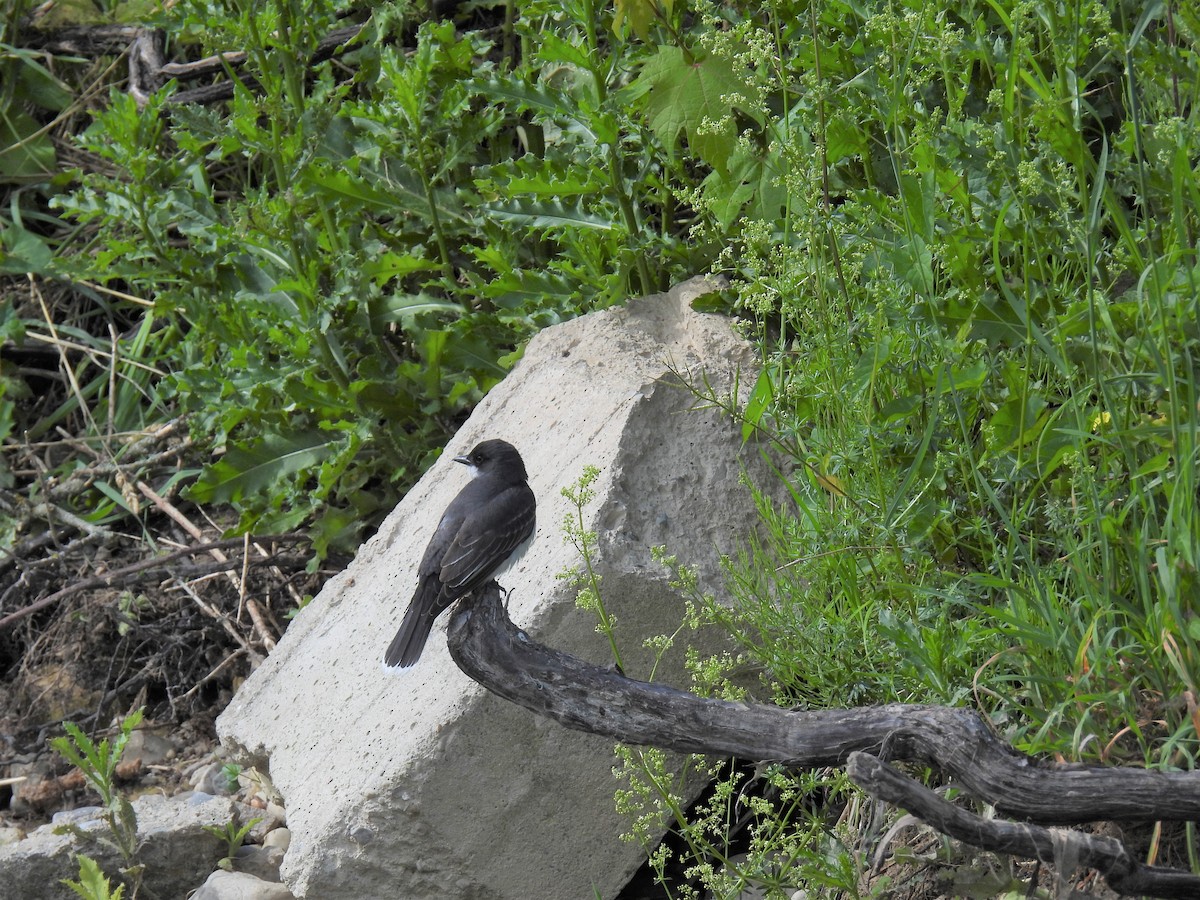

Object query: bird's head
[453,439,528,483]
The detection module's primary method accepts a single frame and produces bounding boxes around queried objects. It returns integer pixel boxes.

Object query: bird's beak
[453,454,471,466]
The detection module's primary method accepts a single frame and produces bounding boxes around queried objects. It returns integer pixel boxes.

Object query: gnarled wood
[446,585,1200,898]
[848,752,1200,900]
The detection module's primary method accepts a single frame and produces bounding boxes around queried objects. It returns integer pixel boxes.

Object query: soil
[0,278,345,830]
[0,514,342,830]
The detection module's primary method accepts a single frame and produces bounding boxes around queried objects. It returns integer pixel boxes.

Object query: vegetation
[3,0,1198,896]
[62,855,126,900]
[203,814,264,871]
[50,710,144,896]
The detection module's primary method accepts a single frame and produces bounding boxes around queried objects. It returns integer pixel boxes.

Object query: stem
[581,0,655,295]
[574,495,624,671]
[415,136,455,281]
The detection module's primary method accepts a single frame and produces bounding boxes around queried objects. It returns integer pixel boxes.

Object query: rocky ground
[0,489,342,897]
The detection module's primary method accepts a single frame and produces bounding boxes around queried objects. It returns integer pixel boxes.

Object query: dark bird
[384,439,536,668]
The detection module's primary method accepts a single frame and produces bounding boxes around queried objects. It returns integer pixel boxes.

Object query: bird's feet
[486,579,513,610]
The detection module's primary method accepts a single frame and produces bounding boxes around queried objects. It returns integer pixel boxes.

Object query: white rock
[262,827,290,852]
[217,277,782,899]
[0,792,234,899]
[192,870,296,900]
[121,729,175,767]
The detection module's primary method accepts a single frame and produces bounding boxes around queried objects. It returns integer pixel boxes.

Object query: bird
[384,439,536,668]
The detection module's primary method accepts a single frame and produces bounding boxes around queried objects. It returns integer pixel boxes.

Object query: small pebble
[191,870,295,900]
[50,806,104,828]
[262,827,290,852]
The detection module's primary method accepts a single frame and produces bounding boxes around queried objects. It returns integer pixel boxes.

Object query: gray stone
[192,870,296,900]
[192,760,237,795]
[50,805,104,828]
[122,729,176,768]
[232,842,286,881]
[0,792,234,899]
[217,277,781,899]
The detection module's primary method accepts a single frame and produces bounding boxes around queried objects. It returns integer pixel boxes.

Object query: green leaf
[851,334,892,393]
[986,394,1048,453]
[478,268,580,311]
[0,221,54,275]
[925,359,988,393]
[632,45,761,174]
[7,49,75,112]
[310,165,466,224]
[361,251,436,286]
[700,140,788,229]
[480,199,614,231]
[687,289,733,314]
[441,331,509,378]
[476,155,606,198]
[188,430,341,504]
[614,0,661,39]
[0,110,57,181]
[303,168,404,211]
[742,367,774,443]
[62,855,125,900]
[372,293,464,325]
[474,76,581,120]
[1135,451,1171,478]
[536,34,596,71]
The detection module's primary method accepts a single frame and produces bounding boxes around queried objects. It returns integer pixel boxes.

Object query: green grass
[599,0,1198,893]
[698,0,1199,769]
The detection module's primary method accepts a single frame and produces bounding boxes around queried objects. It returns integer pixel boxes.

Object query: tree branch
[847,752,1200,899]
[446,585,1200,898]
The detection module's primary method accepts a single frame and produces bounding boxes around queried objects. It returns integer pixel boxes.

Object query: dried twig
[181,648,248,701]
[243,598,277,651]
[0,535,309,631]
[135,482,278,649]
[173,580,261,664]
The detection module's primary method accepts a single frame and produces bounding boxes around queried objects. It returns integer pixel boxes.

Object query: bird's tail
[384,578,443,668]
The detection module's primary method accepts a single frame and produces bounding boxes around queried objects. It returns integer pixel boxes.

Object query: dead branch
[0,535,310,631]
[847,752,1200,899]
[446,585,1200,899]
[25,21,366,107]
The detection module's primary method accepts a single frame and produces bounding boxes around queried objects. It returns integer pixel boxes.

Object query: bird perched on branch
[384,439,536,668]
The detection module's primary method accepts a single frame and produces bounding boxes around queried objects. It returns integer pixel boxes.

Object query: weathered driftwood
[848,753,1200,899]
[446,584,1200,898]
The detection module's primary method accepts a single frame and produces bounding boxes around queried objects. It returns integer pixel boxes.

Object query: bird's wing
[416,503,467,579]
[439,483,536,594]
